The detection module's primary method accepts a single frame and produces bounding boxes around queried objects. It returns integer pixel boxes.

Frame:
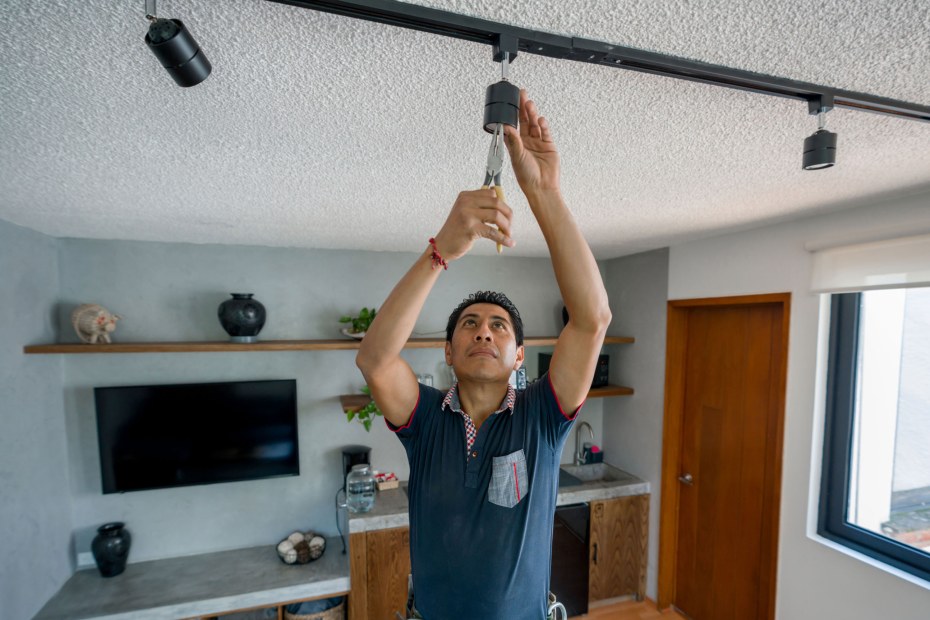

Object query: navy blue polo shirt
[388,373,579,620]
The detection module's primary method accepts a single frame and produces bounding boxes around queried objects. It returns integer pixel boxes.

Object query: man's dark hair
[446,291,524,346]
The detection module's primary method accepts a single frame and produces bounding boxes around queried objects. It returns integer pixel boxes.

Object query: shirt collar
[442,381,516,417]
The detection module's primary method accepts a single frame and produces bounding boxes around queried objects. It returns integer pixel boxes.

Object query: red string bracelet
[428,238,448,270]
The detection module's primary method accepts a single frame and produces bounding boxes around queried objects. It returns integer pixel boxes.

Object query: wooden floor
[570,599,688,619]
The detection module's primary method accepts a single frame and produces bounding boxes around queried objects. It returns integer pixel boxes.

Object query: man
[356,89,611,619]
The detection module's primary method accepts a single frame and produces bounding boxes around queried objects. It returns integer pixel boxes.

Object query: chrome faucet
[574,421,594,466]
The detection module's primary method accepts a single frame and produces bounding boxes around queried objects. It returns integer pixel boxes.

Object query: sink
[398,466,629,491]
[560,463,629,484]
[558,469,584,487]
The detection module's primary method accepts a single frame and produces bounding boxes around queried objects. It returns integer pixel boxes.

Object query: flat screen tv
[94,379,299,494]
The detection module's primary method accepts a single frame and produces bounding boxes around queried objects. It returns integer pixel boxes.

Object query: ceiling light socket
[802,129,838,170]
[145,18,211,87]
[483,80,520,133]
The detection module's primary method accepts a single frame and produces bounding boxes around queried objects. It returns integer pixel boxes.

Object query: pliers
[482,123,506,253]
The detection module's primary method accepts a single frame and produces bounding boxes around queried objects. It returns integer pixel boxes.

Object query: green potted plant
[339,307,377,339]
[345,386,382,432]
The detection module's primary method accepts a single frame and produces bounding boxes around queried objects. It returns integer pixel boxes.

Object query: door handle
[678,473,694,485]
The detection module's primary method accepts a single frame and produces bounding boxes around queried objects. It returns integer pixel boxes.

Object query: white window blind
[811,233,930,293]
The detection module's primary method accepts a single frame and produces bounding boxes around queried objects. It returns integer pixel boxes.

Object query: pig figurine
[71,304,121,344]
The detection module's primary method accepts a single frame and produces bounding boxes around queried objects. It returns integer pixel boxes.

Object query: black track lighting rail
[268,0,930,123]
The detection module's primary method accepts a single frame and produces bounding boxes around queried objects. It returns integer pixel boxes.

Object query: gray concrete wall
[0,219,72,620]
[56,237,605,564]
[601,248,669,600]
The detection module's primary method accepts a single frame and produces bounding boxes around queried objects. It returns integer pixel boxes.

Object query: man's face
[445,303,525,383]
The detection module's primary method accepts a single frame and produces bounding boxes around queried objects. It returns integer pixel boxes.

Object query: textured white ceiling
[1,0,928,259]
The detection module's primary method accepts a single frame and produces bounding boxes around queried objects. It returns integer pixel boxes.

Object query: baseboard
[588,594,637,609]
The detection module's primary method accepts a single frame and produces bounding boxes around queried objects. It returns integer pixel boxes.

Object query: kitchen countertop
[34,468,647,618]
[34,537,349,620]
[349,464,650,533]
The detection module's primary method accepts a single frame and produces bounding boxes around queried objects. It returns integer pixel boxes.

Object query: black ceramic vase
[91,522,131,578]
[218,293,266,343]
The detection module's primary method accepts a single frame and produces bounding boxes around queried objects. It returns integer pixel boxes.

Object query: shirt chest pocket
[488,449,529,508]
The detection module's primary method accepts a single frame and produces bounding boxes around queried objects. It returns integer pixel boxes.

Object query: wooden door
[659,294,788,620]
[589,495,649,602]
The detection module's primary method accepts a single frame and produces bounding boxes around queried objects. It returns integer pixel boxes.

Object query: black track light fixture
[144,0,211,87]
[803,97,837,170]
[483,34,520,134]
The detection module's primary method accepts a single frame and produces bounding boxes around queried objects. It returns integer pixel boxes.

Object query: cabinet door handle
[592,542,598,565]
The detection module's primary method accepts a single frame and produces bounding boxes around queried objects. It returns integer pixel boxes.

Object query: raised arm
[356,190,515,428]
[504,90,612,414]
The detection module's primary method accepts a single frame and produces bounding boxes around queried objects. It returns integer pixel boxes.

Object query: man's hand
[504,89,561,199]
[431,188,515,261]
[357,188,515,429]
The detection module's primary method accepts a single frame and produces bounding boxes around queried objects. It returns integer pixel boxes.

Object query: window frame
[819,292,930,582]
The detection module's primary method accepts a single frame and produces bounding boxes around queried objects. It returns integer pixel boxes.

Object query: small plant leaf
[339,306,378,334]
[346,384,382,432]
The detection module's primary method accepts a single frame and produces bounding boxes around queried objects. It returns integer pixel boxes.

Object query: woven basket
[283,598,345,620]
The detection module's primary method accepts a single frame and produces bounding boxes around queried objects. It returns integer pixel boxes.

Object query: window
[819,288,930,582]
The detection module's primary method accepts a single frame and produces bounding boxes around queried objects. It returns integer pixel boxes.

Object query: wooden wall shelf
[340,384,633,413]
[24,335,635,355]
[341,394,374,413]
[587,384,635,398]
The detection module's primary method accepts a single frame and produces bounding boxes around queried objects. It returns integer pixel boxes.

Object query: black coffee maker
[341,445,371,488]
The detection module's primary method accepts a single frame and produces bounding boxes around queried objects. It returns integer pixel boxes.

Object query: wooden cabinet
[347,496,650,617]
[589,494,649,602]
[349,527,411,620]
